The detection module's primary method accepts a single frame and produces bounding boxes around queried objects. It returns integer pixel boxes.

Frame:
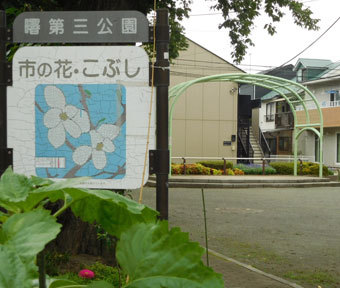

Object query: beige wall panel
[170,73,185,87]
[296,107,340,128]
[171,119,186,158]
[219,121,237,157]
[169,38,244,160]
[203,82,220,120]
[219,82,237,121]
[186,83,203,120]
[193,46,213,63]
[179,43,195,59]
[185,120,203,156]
[172,81,186,119]
[202,121,219,156]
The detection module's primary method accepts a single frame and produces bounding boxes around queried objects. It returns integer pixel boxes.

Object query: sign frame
[13,10,150,43]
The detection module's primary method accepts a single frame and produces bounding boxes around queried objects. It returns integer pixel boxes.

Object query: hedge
[171,163,222,175]
[234,164,277,175]
[198,160,233,170]
[269,161,329,176]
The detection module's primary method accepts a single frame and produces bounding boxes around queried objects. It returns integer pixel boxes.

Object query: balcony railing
[275,112,294,128]
[296,100,340,111]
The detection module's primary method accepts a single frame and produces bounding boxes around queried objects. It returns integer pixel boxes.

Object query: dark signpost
[0,9,169,219]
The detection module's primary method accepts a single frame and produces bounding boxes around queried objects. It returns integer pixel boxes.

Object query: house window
[337,134,340,163]
[267,138,277,155]
[302,68,308,82]
[330,91,340,106]
[279,137,290,151]
[266,102,275,121]
[315,135,320,162]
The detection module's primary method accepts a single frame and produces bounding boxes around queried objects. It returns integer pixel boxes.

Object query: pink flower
[78,269,95,279]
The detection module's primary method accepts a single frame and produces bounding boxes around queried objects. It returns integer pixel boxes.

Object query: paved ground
[131,185,340,288]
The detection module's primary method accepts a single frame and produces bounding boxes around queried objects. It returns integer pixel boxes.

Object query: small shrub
[226,168,235,176]
[171,163,219,175]
[59,262,122,286]
[269,162,293,175]
[301,167,311,175]
[212,169,223,175]
[270,162,329,176]
[171,164,183,175]
[45,250,70,276]
[233,168,245,175]
[198,160,233,170]
[234,163,277,175]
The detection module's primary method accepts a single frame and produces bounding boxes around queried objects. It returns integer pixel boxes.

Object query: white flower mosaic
[43,85,90,148]
[72,124,120,170]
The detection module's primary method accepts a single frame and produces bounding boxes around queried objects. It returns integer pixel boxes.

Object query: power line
[278,16,340,67]
[175,57,276,69]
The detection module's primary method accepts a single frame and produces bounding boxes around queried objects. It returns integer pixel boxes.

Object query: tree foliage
[2,0,318,65]
[213,0,319,63]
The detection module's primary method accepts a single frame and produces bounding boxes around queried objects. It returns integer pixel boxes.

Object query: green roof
[293,58,332,71]
[261,77,301,100]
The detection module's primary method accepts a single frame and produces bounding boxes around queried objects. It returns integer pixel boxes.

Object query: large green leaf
[87,281,114,288]
[0,167,32,203]
[69,189,158,238]
[2,210,61,265]
[0,211,8,224]
[17,177,88,212]
[48,279,82,288]
[116,222,224,288]
[0,246,31,288]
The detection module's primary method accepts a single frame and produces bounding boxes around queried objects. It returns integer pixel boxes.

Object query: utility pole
[0,11,12,176]
[155,9,170,220]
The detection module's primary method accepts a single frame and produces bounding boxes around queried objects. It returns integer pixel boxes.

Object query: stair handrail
[238,127,254,163]
[259,127,271,158]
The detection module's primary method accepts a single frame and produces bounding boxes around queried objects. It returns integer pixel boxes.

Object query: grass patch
[219,238,285,265]
[284,270,337,287]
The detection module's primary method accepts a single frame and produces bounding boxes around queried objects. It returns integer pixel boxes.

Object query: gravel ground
[131,186,340,288]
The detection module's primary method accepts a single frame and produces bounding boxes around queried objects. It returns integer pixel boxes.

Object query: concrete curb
[146,180,340,189]
[208,249,304,288]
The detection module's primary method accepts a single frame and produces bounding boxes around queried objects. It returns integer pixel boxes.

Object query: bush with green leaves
[0,167,224,288]
[59,262,122,286]
[171,163,222,175]
[234,164,277,175]
[270,162,330,176]
[198,160,233,170]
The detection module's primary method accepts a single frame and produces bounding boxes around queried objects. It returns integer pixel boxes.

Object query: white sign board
[7,46,155,189]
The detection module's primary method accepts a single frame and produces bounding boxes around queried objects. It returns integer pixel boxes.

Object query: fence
[172,156,312,176]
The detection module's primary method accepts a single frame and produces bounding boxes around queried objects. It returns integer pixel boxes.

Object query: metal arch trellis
[168,73,324,177]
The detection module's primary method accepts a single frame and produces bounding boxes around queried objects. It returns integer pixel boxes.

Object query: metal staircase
[249,126,264,164]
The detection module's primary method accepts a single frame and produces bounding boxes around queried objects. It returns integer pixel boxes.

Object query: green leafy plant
[234,164,277,175]
[45,251,70,276]
[171,163,222,175]
[59,262,122,286]
[0,167,223,287]
[198,160,233,170]
[116,222,224,287]
[270,162,329,176]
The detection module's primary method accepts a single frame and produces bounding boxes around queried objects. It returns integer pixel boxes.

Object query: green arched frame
[169,73,324,177]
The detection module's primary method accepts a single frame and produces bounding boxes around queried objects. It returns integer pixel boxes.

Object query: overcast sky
[180,0,340,73]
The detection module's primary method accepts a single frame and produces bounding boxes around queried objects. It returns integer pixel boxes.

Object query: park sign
[13,11,149,43]
[7,46,155,189]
